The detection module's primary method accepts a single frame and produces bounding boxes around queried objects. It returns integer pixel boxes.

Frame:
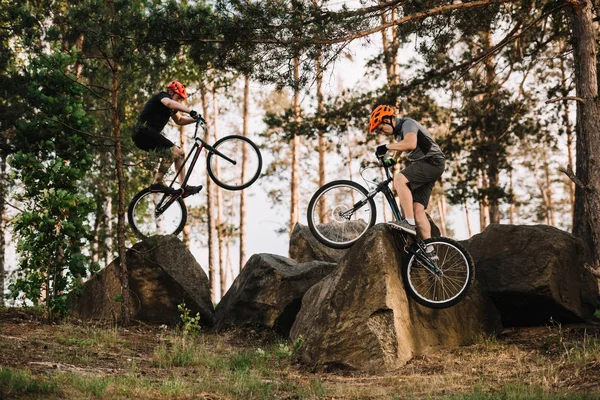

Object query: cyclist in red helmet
[370,105,446,258]
[133,80,202,193]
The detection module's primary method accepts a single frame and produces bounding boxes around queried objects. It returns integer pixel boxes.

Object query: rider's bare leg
[414,202,431,240]
[393,172,415,220]
[153,146,185,185]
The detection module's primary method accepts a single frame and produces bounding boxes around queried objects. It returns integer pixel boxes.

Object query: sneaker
[182,185,203,198]
[387,219,417,236]
[425,245,439,262]
[149,183,178,194]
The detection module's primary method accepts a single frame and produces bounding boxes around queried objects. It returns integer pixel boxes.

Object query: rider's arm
[387,131,417,152]
[171,112,196,125]
[160,97,196,125]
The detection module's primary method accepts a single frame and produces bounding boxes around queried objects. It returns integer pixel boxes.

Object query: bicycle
[128,117,262,239]
[306,153,473,309]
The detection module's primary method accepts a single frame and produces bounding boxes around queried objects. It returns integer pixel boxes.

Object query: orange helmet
[167,80,187,100]
[369,105,395,133]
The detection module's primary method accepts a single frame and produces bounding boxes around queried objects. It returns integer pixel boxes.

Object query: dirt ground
[2,308,600,399]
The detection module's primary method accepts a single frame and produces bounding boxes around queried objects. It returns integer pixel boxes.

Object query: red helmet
[167,80,187,100]
[369,105,395,133]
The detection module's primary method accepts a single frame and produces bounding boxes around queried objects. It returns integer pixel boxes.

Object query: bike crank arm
[154,194,180,217]
[405,245,442,275]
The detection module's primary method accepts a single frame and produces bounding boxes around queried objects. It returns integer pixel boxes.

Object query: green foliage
[178,302,201,336]
[7,51,96,319]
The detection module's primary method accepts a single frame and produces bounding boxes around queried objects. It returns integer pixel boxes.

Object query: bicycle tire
[402,237,473,309]
[307,180,377,249]
[207,135,262,191]
[127,188,187,239]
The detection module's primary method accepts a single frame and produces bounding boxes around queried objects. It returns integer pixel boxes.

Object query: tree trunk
[213,90,227,299]
[560,39,576,226]
[201,87,217,302]
[380,4,400,85]
[570,0,600,269]
[316,53,327,222]
[239,75,249,271]
[290,57,301,234]
[111,63,131,325]
[464,200,473,237]
[179,124,190,246]
[0,154,6,307]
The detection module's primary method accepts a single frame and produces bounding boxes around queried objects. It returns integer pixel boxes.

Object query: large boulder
[289,218,441,264]
[71,235,214,326]
[464,224,598,326]
[290,224,501,372]
[289,223,349,263]
[213,254,336,336]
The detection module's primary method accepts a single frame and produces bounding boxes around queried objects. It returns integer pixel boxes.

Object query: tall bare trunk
[0,154,6,307]
[213,90,226,298]
[111,62,130,325]
[316,52,327,222]
[179,124,190,246]
[559,41,576,226]
[478,171,489,231]
[570,0,600,270]
[464,200,473,237]
[508,170,515,224]
[239,75,249,271]
[290,57,301,234]
[380,4,399,85]
[201,87,217,302]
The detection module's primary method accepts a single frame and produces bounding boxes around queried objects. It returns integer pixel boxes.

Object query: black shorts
[132,126,175,152]
[400,157,445,208]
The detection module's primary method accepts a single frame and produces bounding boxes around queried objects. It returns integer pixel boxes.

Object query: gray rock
[71,235,214,326]
[464,224,598,326]
[213,254,336,336]
[290,224,501,372]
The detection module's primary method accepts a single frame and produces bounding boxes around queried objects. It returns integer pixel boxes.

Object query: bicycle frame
[154,119,236,215]
[168,119,236,191]
[358,159,442,275]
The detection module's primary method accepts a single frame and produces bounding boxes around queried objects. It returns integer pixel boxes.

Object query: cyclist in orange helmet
[370,105,446,258]
[133,80,202,193]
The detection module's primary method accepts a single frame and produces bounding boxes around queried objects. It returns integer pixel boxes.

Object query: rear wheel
[307,180,376,249]
[403,237,473,309]
[128,188,187,239]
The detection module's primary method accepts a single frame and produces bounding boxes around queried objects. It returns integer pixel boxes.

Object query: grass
[1,310,600,399]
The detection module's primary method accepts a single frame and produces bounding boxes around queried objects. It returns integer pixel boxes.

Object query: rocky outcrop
[290,224,501,372]
[289,223,350,263]
[289,218,441,264]
[213,254,336,336]
[464,224,598,326]
[71,235,214,326]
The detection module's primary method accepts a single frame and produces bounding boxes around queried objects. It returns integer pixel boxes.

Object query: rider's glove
[376,144,388,156]
[189,110,200,119]
[382,157,397,168]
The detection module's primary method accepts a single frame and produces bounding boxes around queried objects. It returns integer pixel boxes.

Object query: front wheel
[128,188,187,239]
[402,237,473,309]
[307,180,376,249]
[207,135,262,190]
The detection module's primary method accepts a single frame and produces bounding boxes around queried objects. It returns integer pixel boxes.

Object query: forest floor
[1,307,600,399]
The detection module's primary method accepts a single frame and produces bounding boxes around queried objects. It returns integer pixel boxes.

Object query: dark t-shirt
[137,92,174,131]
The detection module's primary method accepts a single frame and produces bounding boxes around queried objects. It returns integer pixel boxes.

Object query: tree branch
[558,165,588,190]
[546,96,585,104]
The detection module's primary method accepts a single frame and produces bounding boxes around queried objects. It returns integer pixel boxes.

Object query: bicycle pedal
[149,184,179,195]
[182,185,203,198]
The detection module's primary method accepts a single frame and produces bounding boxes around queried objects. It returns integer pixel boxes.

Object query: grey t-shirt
[393,117,445,162]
